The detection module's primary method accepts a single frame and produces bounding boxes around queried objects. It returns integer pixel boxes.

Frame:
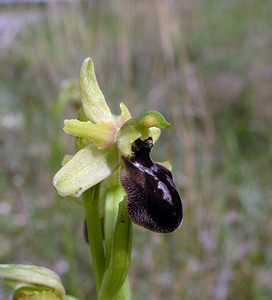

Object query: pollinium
[120,138,183,233]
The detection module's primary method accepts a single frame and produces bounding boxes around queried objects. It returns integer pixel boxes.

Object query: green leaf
[80,57,115,125]
[0,264,65,300]
[99,200,132,300]
[53,144,119,197]
[104,185,125,262]
[103,186,131,300]
[83,186,105,292]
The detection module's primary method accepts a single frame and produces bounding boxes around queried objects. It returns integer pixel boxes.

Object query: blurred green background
[0,1,272,299]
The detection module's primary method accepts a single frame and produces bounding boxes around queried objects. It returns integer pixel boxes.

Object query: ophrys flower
[53,57,182,233]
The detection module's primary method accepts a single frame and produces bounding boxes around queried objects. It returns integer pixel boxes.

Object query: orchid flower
[52,62,158,187]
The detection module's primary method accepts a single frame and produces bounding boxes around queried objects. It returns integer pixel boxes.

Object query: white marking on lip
[157,181,171,203]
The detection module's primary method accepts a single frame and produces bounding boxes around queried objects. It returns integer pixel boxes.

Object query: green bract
[53,57,171,198]
[0,264,78,300]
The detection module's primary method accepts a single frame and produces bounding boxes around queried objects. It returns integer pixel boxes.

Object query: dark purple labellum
[120,138,183,233]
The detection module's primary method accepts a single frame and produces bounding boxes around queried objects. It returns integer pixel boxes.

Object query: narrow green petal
[64,119,116,148]
[53,144,119,197]
[117,102,132,127]
[80,57,115,124]
[74,108,93,151]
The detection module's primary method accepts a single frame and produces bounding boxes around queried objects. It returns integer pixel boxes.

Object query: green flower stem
[83,185,105,293]
[99,200,132,300]
[114,277,131,300]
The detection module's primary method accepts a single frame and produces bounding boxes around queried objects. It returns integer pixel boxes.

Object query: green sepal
[53,144,119,198]
[80,57,115,125]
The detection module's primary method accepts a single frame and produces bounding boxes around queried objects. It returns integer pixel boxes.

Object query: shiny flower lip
[120,137,183,233]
